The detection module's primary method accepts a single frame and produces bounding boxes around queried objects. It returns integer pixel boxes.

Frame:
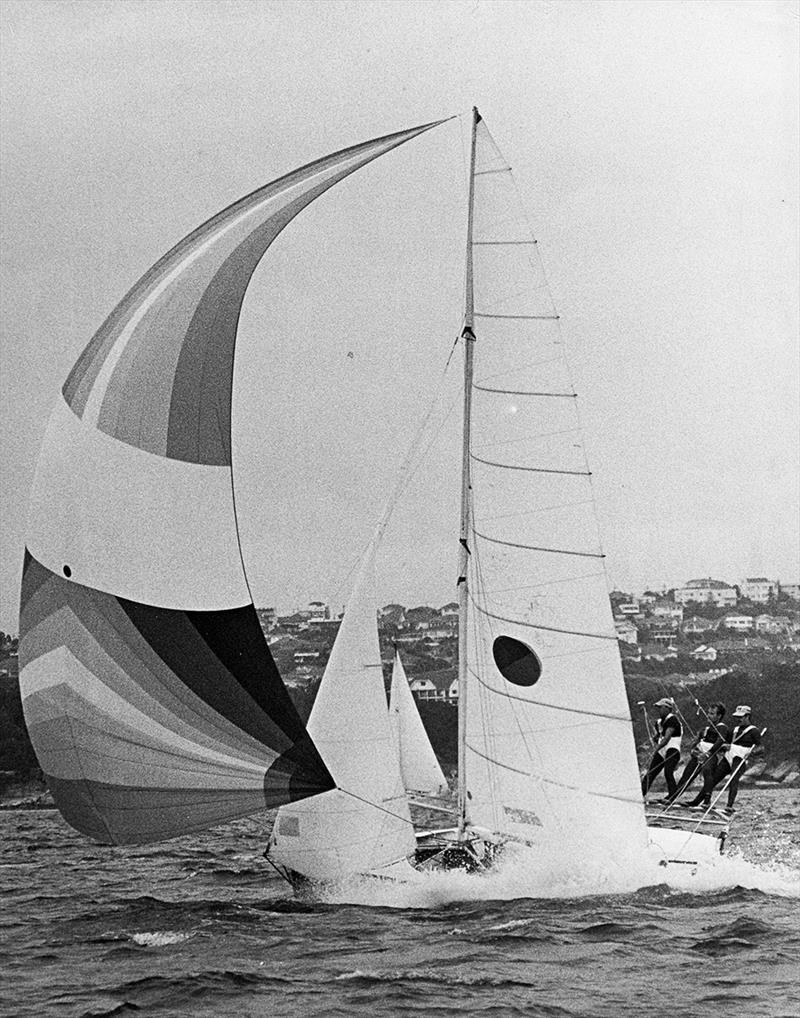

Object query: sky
[1,0,798,630]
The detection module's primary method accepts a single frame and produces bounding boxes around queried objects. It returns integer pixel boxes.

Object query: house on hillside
[740,578,778,603]
[308,617,341,636]
[652,603,684,622]
[278,612,310,634]
[409,668,458,702]
[675,578,737,607]
[682,615,713,635]
[754,614,790,635]
[690,644,718,661]
[719,613,754,631]
[615,620,638,644]
[649,624,678,644]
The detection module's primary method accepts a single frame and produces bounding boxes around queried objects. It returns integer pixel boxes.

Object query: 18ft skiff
[19,109,724,887]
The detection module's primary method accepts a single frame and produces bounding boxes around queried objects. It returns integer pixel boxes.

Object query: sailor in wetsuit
[641,698,682,801]
[686,704,763,812]
[667,702,728,804]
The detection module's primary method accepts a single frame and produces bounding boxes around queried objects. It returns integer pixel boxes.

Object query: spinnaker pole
[456,107,480,839]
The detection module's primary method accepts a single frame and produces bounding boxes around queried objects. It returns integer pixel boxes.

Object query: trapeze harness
[657,713,682,755]
[725,723,759,765]
[695,722,726,756]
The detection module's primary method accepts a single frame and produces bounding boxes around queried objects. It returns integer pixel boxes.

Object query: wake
[307,840,800,908]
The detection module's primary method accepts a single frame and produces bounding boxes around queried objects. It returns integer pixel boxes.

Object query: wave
[130,930,194,947]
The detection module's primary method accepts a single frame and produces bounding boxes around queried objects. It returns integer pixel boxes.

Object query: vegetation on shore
[2,646,797,795]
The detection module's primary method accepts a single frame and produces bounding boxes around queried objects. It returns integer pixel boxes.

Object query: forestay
[389,649,448,796]
[463,118,647,855]
[269,553,416,881]
[19,121,443,845]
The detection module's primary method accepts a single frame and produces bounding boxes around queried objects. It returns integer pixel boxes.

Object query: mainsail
[19,121,444,845]
[388,649,448,796]
[461,115,648,855]
[268,553,416,881]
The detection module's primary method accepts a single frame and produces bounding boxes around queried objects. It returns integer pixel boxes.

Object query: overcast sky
[1,0,798,630]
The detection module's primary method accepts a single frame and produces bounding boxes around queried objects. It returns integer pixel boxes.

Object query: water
[1,789,798,1018]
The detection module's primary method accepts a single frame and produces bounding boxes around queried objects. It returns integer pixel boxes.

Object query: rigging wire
[337,786,417,828]
[328,331,461,607]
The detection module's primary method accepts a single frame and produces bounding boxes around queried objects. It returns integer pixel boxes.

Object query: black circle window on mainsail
[492,635,542,686]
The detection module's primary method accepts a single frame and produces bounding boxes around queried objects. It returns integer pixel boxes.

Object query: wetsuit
[688,721,760,808]
[670,720,728,802]
[641,712,682,799]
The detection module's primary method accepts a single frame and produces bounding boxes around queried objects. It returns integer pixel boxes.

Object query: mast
[457,106,479,838]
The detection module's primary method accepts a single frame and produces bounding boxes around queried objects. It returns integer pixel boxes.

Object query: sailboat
[18,108,724,885]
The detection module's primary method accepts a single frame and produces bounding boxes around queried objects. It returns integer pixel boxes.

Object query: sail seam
[468,568,606,596]
[476,497,596,523]
[471,455,591,476]
[472,240,537,246]
[472,426,583,454]
[472,529,604,559]
[470,599,616,641]
[465,742,531,776]
[465,743,642,804]
[474,168,510,175]
[469,669,629,720]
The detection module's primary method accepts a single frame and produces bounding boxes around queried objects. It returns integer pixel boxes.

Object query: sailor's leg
[663,748,680,799]
[641,751,665,795]
[726,759,746,808]
[707,756,731,803]
[672,757,699,799]
[686,755,725,806]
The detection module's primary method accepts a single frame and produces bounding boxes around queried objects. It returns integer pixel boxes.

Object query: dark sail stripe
[19,552,335,844]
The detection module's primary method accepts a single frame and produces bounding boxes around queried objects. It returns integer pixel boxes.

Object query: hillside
[2,655,797,794]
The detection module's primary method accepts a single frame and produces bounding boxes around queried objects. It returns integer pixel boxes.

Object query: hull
[646,807,727,868]
[267,853,422,892]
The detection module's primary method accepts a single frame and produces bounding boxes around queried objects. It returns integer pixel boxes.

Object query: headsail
[268,553,416,881]
[19,120,445,845]
[462,115,647,855]
[389,649,448,796]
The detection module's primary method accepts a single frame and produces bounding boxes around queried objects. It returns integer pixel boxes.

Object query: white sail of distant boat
[267,553,417,883]
[388,649,449,797]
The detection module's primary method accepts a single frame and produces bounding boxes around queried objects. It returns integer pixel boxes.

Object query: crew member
[667,702,727,804]
[641,697,682,801]
[686,704,762,812]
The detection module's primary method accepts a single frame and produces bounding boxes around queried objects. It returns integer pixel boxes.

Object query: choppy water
[1,789,798,1018]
